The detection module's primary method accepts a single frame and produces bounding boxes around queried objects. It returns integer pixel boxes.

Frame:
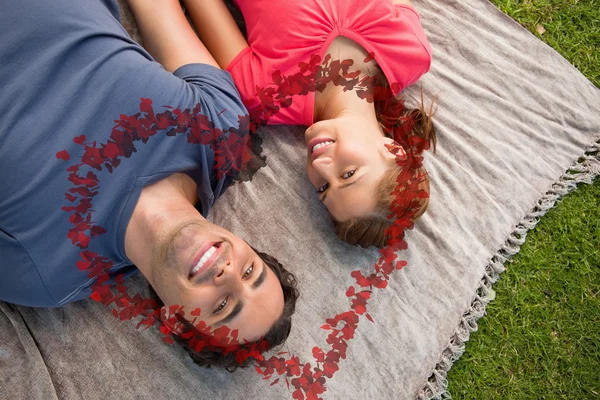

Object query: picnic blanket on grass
[1,0,599,399]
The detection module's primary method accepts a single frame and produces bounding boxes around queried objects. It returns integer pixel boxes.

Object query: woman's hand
[181,0,250,69]
[126,0,219,71]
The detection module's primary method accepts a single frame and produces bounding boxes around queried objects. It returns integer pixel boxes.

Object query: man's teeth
[190,245,217,277]
[312,141,334,153]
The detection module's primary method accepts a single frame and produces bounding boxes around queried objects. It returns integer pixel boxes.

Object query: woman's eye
[316,182,329,193]
[342,170,356,179]
[215,298,228,313]
[243,265,254,279]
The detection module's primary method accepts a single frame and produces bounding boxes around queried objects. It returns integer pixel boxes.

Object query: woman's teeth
[189,245,217,277]
[312,141,334,153]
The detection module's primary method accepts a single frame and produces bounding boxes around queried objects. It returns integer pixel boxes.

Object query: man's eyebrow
[320,175,365,203]
[214,264,266,326]
[251,263,267,289]
[215,300,243,327]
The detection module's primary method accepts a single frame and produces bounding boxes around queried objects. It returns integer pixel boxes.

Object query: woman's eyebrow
[320,174,365,203]
[339,174,364,190]
[320,192,328,203]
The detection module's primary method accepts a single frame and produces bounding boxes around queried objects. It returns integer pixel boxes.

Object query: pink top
[227,0,432,126]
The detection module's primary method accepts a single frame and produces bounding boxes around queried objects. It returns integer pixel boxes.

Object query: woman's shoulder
[357,1,433,92]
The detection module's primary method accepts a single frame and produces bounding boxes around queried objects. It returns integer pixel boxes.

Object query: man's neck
[124,173,200,280]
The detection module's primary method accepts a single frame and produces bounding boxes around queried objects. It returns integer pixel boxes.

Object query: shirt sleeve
[388,4,433,91]
[226,47,264,110]
[172,63,248,124]
[393,4,432,59]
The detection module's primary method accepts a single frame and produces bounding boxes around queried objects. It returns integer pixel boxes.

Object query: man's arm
[126,0,219,71]
[181,0,250,69]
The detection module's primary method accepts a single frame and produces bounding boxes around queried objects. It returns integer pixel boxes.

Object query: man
[0,0,298,367]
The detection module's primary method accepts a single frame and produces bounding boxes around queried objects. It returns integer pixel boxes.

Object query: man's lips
[188,242,222,280]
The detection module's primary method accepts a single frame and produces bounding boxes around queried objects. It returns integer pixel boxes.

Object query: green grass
[447,181,600,399]
[491,0,599,87]
[447,1,600,398]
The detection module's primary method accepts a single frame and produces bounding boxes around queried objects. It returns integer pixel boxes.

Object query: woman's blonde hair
[334,89,437,248]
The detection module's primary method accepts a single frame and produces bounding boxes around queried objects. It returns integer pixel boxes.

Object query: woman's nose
[312,157,334,178]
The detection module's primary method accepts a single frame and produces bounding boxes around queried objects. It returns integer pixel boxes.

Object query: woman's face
[305,116,398,222]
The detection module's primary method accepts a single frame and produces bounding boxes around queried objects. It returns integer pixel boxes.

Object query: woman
[181,0,437,247]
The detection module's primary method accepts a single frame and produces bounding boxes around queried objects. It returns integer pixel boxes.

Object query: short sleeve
[226,48,263,109]
[393,4,432,61]
[365,3,432,94]
[173,63,248,122]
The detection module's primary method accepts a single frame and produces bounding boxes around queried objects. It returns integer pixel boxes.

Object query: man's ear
[381,137,407,162]
[160,306,185,336]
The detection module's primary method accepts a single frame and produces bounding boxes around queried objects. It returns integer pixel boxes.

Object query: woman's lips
[188,242,222,280]
[307,137,335,160]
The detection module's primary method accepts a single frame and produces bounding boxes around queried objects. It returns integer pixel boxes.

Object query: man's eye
[342,170,356,179]
[316,182,329,193]
[215,298,228,313]
[243,265,254,279]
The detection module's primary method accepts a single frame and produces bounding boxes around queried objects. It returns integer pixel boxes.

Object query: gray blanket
[1,1,599,399]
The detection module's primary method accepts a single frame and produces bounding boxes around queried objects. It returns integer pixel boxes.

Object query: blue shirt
[0,0,249,306]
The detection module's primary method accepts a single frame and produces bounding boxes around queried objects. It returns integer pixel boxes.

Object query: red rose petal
[73,135,86,144]
[56,150,70,161]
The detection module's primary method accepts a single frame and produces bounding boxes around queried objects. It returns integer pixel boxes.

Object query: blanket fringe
[418,139,600,400]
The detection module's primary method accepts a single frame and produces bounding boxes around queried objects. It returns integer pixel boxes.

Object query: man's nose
[214,260,236,286]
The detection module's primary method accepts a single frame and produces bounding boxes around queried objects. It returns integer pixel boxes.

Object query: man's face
[150,221,285,343]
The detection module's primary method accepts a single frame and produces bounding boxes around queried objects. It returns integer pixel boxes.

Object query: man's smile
[188,242,223,281]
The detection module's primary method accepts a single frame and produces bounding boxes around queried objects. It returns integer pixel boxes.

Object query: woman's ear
[381,137,407,162]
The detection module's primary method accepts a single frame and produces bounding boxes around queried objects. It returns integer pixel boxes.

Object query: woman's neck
[314,36,381,122]
[315,85,376,122]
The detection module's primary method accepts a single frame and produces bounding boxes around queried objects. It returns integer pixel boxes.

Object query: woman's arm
[126,0,219,71]
[392,0,413,5]
[181,0,249,69]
